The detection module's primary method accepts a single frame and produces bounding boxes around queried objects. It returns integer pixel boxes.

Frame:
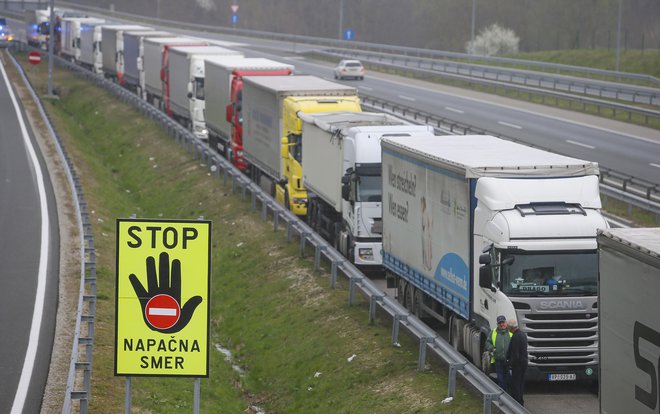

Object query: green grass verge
[12,54,483,413]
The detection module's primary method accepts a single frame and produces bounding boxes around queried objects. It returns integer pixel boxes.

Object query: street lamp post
[338,0,344,40]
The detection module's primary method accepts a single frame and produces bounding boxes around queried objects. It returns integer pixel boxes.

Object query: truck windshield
[357,175,381,202]
[498,250,597,296]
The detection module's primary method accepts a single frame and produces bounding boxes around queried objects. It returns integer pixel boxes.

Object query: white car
[334,60,364,80]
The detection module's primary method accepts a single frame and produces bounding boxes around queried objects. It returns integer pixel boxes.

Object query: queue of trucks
[20,8,641,390]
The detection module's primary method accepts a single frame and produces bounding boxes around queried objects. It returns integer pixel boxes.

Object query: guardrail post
[447,361,467,398]
[273,208,280,231]
[314,245,327,271]
[241,180,248,200]
[348,276,363,305]
[330,260,339,288]
[369,294,385,324]
[418,337,434,371]
[300,231,310,257]
[286,221,293,242]
[482,393,500,414]
[391,314,407,346]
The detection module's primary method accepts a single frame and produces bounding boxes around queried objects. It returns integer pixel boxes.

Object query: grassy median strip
[12,54,483,413]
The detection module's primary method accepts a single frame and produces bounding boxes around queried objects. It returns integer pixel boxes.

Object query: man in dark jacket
[506,319,528,406]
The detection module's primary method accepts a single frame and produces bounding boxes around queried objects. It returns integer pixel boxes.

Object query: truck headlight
[358,248,374,261]
[291,197,307,206]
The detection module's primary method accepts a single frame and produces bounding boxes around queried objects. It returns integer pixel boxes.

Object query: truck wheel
[396,279,406,305]
[449,315,463,352]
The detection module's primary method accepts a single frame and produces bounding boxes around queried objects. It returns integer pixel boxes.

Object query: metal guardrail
[29,47,530,413]
[6,47,97,413]
[359,96,660,221]
[317,49,660,126]
[54,0,660,90]
[324,48,660,106]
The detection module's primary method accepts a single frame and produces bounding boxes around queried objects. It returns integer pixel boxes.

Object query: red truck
[204,57,294,170]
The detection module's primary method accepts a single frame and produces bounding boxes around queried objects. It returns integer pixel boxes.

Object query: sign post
[115,218,212,410]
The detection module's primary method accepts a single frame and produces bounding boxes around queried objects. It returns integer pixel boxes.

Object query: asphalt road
[0,55,59,414]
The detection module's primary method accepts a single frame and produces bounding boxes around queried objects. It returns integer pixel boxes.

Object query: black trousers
[510,363,527,405]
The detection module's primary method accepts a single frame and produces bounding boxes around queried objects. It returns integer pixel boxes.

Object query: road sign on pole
[344,28,354,41]
[231,14,239,24]
[28,51,42,65]
[115,218,212,377]
[231,4,239,13]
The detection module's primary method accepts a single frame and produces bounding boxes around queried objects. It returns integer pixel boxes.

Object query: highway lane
[0,55,59,413]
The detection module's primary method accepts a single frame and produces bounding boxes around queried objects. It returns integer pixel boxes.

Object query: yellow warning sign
[115,219,211,377]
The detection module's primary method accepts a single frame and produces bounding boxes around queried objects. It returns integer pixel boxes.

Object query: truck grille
[514,304,598,367]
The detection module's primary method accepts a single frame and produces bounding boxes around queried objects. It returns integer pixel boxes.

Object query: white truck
[381,134,608,382]
[204,56,294,161]
[299,111,434,270]
[599,227,660,414]
[142,36,206,106]
[241,75,359,203]
[122,30,171,94]
[79,20,113,74]
[60,17,105,62]
[166,45,242,139]
[100,24,151,83]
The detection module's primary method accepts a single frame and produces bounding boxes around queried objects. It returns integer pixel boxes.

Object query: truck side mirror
[341,169,352,201]
[341,180,350,201]
[479,266,496,292]
[226,104,232,123]
[187,82,193,99]
[479,253,491,265]
[281,137,289,158]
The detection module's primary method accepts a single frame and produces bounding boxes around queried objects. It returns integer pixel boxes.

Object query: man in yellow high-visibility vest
[485,315,512,391]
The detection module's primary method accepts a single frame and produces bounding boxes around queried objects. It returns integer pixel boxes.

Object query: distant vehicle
[334,59,364,80]
[0,29,14,48]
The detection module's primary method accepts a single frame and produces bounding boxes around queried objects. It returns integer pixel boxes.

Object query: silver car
[334,60,364,80]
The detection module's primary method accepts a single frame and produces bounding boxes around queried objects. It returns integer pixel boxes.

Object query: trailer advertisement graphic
[115,219,211,377]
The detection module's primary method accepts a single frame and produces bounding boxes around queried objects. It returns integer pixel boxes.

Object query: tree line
[79,0,659,53]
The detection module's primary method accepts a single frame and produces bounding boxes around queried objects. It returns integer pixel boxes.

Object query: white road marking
[445,107,464,114]
[359,85,373,91]
[650,163,660,169]
[149,308,178,316]
[399,95,416,102]
[2,61,50,414]
[566,139,596,149]
[498,121,522,129]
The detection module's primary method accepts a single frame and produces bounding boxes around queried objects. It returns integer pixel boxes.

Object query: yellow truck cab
[241,75,360,217]
[278,96,361,215]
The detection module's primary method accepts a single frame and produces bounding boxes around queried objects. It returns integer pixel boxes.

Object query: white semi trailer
[141,36,205,105]
[60,17,104,62]
[599,227,660,414]
[299,111,434,270]
[166,45,242,139]
[381,134,608,382]
[100,24,151,83]
[122,30,171,94]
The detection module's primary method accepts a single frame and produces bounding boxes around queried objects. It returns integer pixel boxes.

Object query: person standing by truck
[486,315,512,392]
[506,319,528,406]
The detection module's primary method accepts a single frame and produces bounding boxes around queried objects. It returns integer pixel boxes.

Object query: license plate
[548,373,576,381]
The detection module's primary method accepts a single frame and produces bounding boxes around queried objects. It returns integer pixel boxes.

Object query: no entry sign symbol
[28,51,41,65]
[145,294,181,330]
